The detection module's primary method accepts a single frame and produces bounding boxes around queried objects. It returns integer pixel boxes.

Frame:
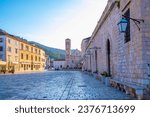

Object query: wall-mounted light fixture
[118,15,144,33]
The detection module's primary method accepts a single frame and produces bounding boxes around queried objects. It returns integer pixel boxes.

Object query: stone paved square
[0,71,133,100]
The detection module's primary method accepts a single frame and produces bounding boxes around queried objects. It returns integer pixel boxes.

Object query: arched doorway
[95,50,98,72]
[107,39,111,76]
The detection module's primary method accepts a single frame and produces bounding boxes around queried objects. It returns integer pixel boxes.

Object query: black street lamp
[118,15,144,33]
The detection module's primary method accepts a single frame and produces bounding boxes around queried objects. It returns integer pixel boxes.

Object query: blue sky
[0,0,108,49]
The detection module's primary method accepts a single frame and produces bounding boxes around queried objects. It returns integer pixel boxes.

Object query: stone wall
[88,0,150,86]
[117,0,143,84]
[93,0,120,78]
[141,0,150,84]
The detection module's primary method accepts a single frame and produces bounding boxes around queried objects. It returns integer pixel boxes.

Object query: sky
[0,0,108,50]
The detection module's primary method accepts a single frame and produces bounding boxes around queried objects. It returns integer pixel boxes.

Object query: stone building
[0,29,46,73]
[70,49,82,69]
[45,55,51,69]
[53,59,66,70]
[81,0,150,98]
[65,38,82,69]
[65,38,71,68]
[81,37,90,71]
[0,30,21,72]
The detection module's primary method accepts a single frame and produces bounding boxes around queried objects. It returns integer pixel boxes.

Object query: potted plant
[101,71,111,86]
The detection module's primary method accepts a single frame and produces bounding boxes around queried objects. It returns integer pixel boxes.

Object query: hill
[29,41,66,60]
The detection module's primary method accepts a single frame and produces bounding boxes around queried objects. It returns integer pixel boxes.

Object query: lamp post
[118,15,144,32]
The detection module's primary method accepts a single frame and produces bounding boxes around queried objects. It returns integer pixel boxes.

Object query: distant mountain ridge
[29,41,66,60]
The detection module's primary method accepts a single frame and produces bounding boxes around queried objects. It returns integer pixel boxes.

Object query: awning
[20,62,31,64]
[34,63,41,65]
[12,62,19,64]
[0,60,6,65]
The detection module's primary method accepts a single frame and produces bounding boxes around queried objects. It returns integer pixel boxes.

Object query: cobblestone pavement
[0,71,133,100]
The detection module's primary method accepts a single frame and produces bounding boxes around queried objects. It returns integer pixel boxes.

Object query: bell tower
[65,38,71,68]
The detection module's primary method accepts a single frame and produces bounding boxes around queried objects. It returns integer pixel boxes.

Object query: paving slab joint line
[59,77,73,100]
[66,78,74,100]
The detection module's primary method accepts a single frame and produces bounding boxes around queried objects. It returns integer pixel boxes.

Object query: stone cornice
[85,0,120,52]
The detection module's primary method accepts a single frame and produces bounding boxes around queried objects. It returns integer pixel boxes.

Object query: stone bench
[110,79,145,100]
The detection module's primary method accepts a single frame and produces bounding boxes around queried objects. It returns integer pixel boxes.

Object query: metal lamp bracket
[122,15,144,31]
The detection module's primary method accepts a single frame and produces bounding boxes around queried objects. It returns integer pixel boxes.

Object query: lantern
[118,17,128,33]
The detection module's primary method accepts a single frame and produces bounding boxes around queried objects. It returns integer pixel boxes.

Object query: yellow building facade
[19,41,46,72]
[0,30,46,73]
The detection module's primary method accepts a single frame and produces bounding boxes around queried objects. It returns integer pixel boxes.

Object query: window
[21,53,23,59]
[8,55,11,61]
[31,55,33,60]
[0,46,3,51]
[124,9,130,43]
[35,49,37,54]
[39,57,40,61]
[0,38,3,42]
[26,45,29,51]
[26,54,28,60]
[15,48,18,54]
[8,47,11,52]
[31,47,33,53]
[21,44,24,50]
[39,50,40,54]
[8,39,11,44]
[35,56,37,61]
[15,41,18,46]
